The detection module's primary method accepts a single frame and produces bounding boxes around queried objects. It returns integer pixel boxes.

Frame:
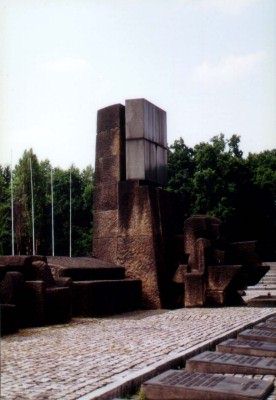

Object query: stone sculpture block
[125,98,167,185]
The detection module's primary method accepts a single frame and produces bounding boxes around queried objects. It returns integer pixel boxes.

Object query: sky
[0,0,275,169]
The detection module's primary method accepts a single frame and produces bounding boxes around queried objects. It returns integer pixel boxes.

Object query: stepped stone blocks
[178,215,269,307]
[72,279,141,316]
[47,256,141,316]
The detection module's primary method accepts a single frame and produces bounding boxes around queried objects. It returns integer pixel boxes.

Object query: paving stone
[142,369,274,400]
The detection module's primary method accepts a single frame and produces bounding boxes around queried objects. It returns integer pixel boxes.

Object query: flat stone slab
[255,322,276,331]
[186,351,276,375]
[238,328,276,343]
[142,369,273,400]
[217,338,276,358]
[247,296,276,307]
[266,315,276,323]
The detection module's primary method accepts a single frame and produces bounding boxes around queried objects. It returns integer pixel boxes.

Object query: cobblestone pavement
[1,307,275,400]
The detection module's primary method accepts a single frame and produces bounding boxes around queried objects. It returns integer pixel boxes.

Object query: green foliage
[51,164,94,256]
[137,389,146,400]
[0,149,94,256]
[0,166,11,254]
[167,138,195,218]
[0,140,275,258]
[247,150,276,193]
[12,149,50,254]
[167,135,276,258]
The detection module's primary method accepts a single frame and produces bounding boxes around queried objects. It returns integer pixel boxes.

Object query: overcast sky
[0,0,275,169]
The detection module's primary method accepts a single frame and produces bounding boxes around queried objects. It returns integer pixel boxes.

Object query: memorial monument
[92,99,181,308]
[93,98,269,309]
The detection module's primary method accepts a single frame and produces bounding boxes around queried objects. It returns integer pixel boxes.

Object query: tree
[167,138,195,217]
[51,165,94,256]
[166,135,276,259]
[13,149,49,254]
[0,149,94,256]
[0,166,12,254]
[191,134,247,220]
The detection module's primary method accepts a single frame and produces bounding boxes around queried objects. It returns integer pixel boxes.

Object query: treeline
[0,135,275,258]
[0,149,94,256]
[167,134,276,259]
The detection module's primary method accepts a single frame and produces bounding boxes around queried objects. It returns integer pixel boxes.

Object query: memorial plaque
[142,369,273,400]
[238,328,276,343]
[217,338,276,358]
[267,316,276,323]
[186,351,276,375]
[256,322,276,331]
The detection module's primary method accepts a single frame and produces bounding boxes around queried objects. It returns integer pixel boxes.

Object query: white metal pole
[69,169,72,257]
[10,151,15,255]
[29,157,35,255]
[51,168,55,256]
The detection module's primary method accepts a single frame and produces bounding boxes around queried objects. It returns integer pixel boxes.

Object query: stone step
[216,338,276,358]
[238,328,276,344]
[263,277,276,280]
[249,281,276,285]
[247,295,276,307]
[186,350,276,375]
[259,282,276,287]
[72,279,142,316]
[247,286,276,290]
[255,321,276,331]
[260,272,276,275]
[59,266,125,281]
[48,256,126,280]
[141,369,274,400]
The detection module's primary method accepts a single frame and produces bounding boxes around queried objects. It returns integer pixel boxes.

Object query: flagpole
[51,168,55,256]
[69,169,72,257]
[10,151,14,255]
[29,157,35,255]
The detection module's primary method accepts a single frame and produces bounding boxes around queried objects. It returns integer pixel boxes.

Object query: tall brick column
[92,104,125,263]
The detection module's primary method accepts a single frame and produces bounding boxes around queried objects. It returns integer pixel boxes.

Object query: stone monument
[93,99,184,308]
[93,98,269,309]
